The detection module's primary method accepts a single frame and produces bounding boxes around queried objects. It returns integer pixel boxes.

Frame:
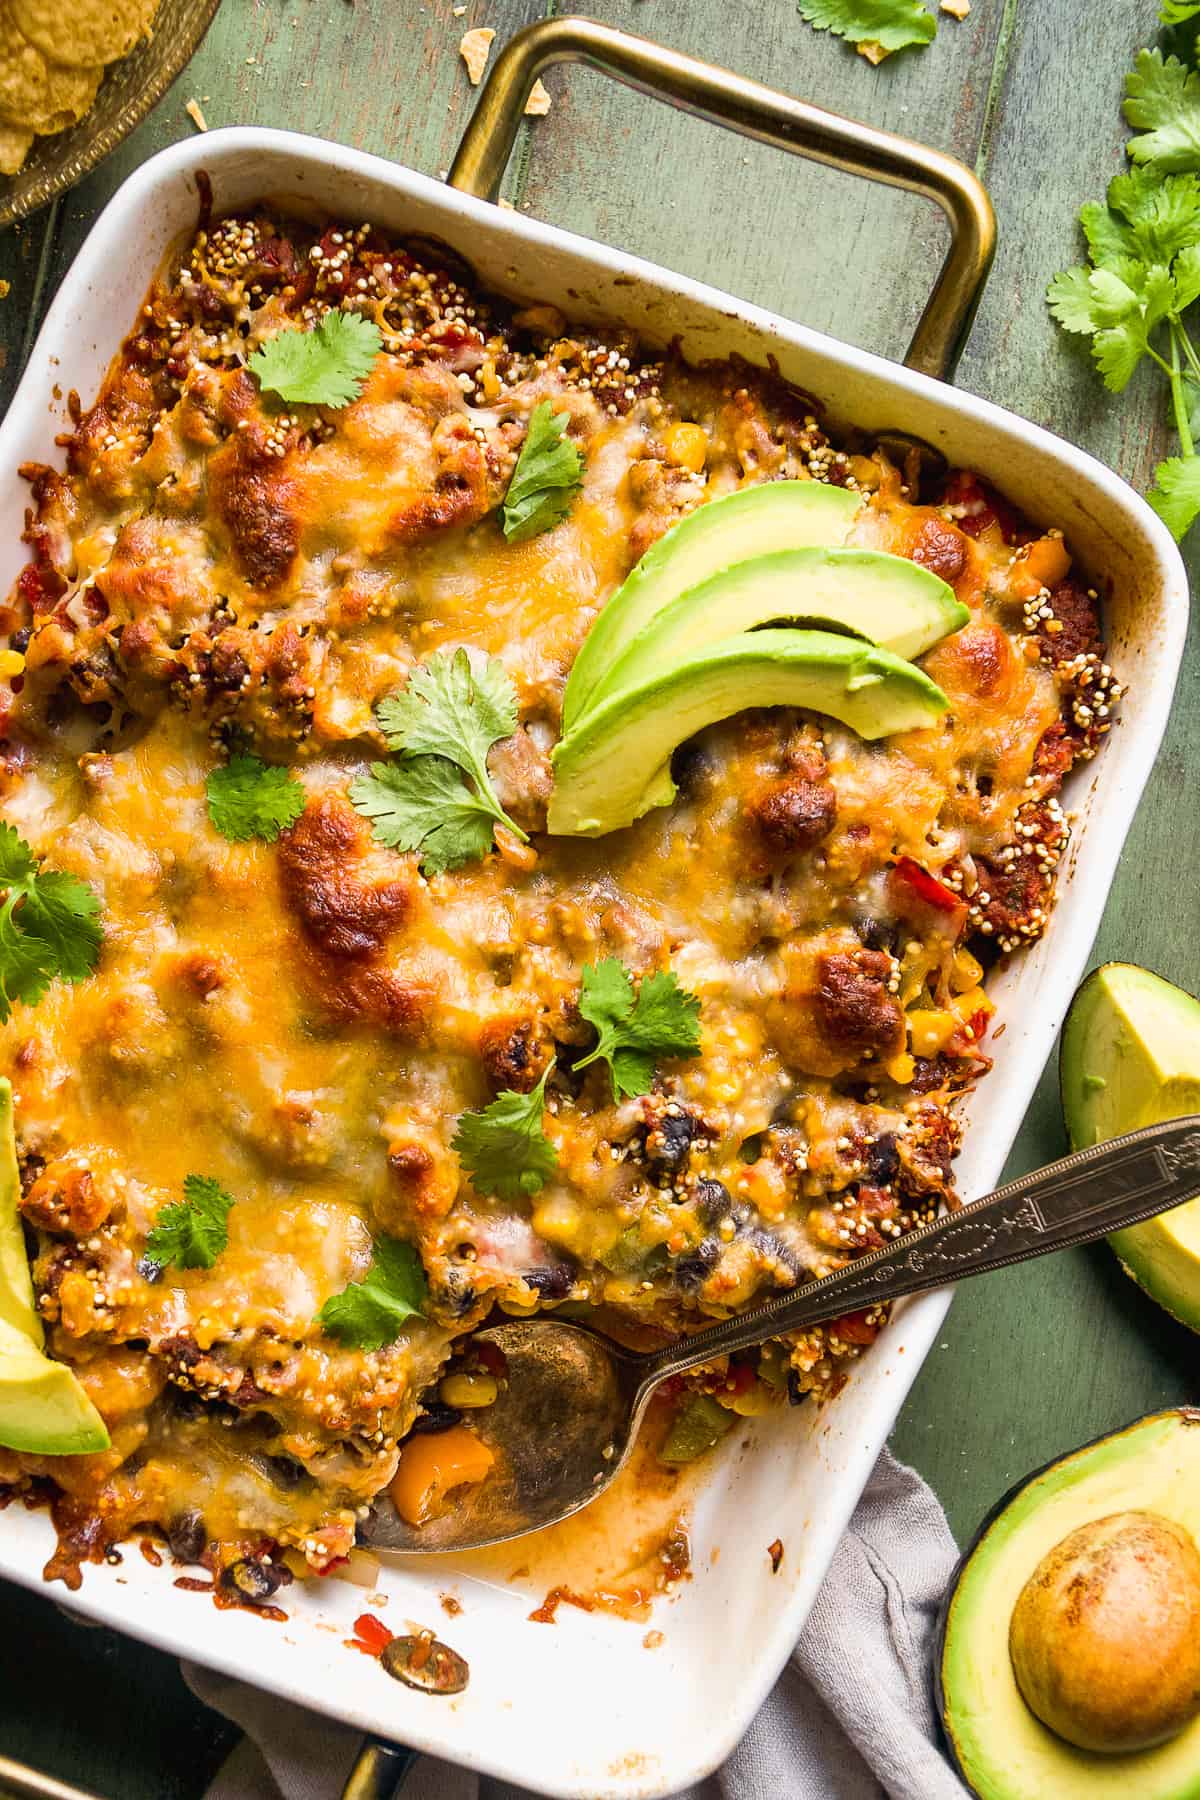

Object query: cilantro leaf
[1149,453,1200,537]
[1163,1,1200,24]
[144,1174,236,1272]
[796,0,936,57]
[0,824,101,1024]
[501,402,584,543]
[1046,262,1175,391]
[348,757,498,873]
[248,310,383,407]
[573,959,702,1101]
[1046,267,1106,334]
[316,1236,427,1351]
[351,649,528,870]
[1107,167,1200,263]
[1124,49,1200,172]
[452,1063,559,1200]
[206,754,307,843]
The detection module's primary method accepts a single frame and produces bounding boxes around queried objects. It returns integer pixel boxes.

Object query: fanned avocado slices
[582,546,967,714]
[547,628,948,837]
[0,1075,109,1455]
[561,480,862,731]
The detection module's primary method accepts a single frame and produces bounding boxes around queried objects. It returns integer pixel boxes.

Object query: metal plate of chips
[0,0,219,225]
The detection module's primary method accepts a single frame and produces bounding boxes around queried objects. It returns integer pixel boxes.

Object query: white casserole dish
[0,23,1187,1797]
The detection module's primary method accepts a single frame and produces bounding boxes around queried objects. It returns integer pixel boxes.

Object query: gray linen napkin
[185,1448,969,1800]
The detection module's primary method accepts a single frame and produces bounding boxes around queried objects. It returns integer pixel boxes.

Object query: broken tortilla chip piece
[524,77,550,116]
[11,0,152,70]
[0,118,31,170]
[458,26,493,85]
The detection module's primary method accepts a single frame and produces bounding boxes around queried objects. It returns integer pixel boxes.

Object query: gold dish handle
[449,15,995,383]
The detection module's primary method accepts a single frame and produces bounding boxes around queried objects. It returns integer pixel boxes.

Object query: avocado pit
[1008,1509,1200,1754]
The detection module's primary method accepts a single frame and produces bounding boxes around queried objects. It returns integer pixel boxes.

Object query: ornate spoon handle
[639,1115,1200,1384]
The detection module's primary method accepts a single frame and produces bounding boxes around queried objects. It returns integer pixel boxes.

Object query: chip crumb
[185,97,208,131]
[856,39,890,64]
[0,280,10,300]
[496,197,516,211]
[524,77,550,116]
[642,1630,664,1650]
[459,26,494,85]
[940,0,970,14]
[767,1538,784,1574]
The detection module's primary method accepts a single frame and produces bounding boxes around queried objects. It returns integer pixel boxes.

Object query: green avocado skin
[936,1409,1200,1800]
[560,479,862,731]
[0,1078,40,1343]
[580,546,968,718]
[548,627,948,837]
[1059,962,1200,1335]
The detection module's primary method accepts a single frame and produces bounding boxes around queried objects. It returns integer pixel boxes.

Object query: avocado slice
[937,1409,1200,1799]
[582,548,968,715]
[1061,964,1200,1333]
[0,1314,109,1455]
[561,481,862,731]
[547,627,948,837]
[0,1077,39,1344]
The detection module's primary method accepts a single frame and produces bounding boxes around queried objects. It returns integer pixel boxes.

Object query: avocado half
[561,480,862,730]
[0,1076,109,1454]
[581,546,968,715]
[937,1409,1200,1799]
[1060,964,1200,1333]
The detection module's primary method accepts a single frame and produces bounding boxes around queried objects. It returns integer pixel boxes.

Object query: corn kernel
[0,650,24,677]
[950,949,984,993]
[885,1050,916,1084]
[439,1371,498,1409]
[664,421,708,473]
[907,1008,958,1056]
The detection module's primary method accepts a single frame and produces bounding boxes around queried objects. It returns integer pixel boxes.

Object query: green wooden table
[0,1,1195,1793]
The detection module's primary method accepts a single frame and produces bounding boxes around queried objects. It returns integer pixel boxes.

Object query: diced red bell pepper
[893,856,963,915]
[968,1008,990,1041]
[832,1308,881,1346]
[353,1613,394,1656]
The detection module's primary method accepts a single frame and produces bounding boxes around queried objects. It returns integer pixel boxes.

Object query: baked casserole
[0,206,1119,1597]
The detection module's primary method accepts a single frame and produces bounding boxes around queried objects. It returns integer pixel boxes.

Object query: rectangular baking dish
[0,21,1187,1800]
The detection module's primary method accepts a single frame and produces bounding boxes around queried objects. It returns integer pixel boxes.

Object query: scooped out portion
[938,1409,1200,1800]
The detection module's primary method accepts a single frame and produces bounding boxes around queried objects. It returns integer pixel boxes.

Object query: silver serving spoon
[366,1116,1200,1556]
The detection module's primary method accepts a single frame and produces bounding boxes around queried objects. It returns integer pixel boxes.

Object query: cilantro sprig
[501,402,584,543]
[143,1175,236,1272]
[1047,25,1200,539]
[206,754,307,843]
[349,648,528,874]
[316,1236,428,1351]
[0,824,101,1023]
[248,310,383,408]
[573,959,702,1101]
[452,1063,559,1200]
[797,0,936,61]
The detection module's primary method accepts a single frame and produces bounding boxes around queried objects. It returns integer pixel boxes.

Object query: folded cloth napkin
[186,1447,970,1800]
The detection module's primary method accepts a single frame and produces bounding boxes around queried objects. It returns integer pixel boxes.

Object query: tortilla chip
[459,27,493,86]
[0,119,32,171]
[11,0,152,70]
[524,78,550,116]
[0,10,45,117]
[0,56,99,129]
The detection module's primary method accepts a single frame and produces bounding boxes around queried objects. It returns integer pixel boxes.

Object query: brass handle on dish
[448,15,996,384]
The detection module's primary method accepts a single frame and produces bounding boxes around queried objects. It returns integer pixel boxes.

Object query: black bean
[695,1179,731,1224]
[256,1453,310,1490]
[10,627,30,654]
[866,1132,900,1185]
[787,1369,806,1407]
[410,1402,463,1435]
[166,1510,207,1565]
[137,1256,164,1283]
[670,741,714,800]
[222,1557,286,1603]
[646,1110,697,1174]
[857,916,899,954]
[673,1239,721,1291]
[522,1263,574,1299]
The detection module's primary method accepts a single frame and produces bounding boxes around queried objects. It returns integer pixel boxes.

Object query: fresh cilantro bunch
[501,402,584,543]
[144,1175,237,1272]
[1048,25,1200,539]
[248,310,383,407]
[453,1063,559,1200]
[796,0,936,60]
[206,753,307,843]
[349,648,528,874]
[573,959,702,1101]
[317,1236,428,1351]
[0,824,101,1023]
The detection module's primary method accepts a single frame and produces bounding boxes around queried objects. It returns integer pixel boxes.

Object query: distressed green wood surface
[0,0,1196,1793]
